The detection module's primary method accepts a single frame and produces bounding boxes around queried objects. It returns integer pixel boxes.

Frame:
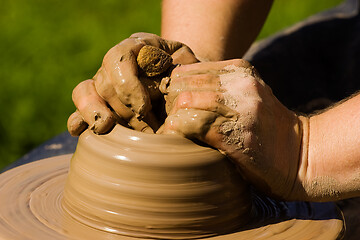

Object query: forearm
[300,93,360,201]
[161,0,273,61]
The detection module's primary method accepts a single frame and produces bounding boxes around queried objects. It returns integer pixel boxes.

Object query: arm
[161,0,273,61]
[299,93,360,201]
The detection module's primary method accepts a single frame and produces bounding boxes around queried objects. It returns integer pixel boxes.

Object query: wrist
[300,111,353,201]
[301,97,360,201]
[300,114,339,201]
[295,115,311,201]
[274,112,310,201]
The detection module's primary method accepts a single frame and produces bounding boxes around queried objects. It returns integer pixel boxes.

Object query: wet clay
[63,125,252,239]
[0,125,344,239]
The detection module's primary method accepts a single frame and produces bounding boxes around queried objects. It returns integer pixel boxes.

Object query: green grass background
[0,0,343,170]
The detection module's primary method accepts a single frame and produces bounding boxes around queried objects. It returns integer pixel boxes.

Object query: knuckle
[241,77,258,91]
[171,46,198,65]
[130,32,155,39]
[72,80,92,99]
[170,70,180,78]
[170,65,185,77]
[163,113,180,131]
[175,91,193,109]
[231,59,252,68]
[103,45,118,63]
[129,32,142,38]
[76,101,91,112]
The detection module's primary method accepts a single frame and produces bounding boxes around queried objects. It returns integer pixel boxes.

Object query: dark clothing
[246,0,360,113]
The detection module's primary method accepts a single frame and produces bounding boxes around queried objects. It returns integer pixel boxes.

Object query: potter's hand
[68,32,198,136]
[159,59,307,201]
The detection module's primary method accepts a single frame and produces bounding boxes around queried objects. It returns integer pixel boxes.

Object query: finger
[161,74,221,112]
[94,66,156,132]
[94,66,134,120]
[164,91,257,156]
[166,74,221,94]
[171,45,198,65]
[129,32,164,48]
[171,59,252,77]
[103,38,151,116]
[159,108,252,160]
[169,62,264,113]
[157,108,234,159]
[169,91,237,118]
[159,108,219,139]
[72,79,116,134]
[67,110,88,136]
[143,111,161,131]
[129,116,154,133]
[163,73,225,114]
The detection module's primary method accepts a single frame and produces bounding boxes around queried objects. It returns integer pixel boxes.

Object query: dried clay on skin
[218,65,258,154]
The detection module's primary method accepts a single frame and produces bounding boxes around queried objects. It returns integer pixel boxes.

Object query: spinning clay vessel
[0,125,344,239]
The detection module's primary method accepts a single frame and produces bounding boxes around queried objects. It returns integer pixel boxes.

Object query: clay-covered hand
[158,59,308,201]
[68,32,198,136]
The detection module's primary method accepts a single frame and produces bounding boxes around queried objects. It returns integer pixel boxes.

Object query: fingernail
[141,126,154,134]
[159,77,171,94]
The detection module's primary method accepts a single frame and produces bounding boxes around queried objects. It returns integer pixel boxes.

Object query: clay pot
[62,125,252,239]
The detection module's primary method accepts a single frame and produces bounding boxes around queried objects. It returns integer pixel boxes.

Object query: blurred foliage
[259,0,343,39]
[0,0,342,169]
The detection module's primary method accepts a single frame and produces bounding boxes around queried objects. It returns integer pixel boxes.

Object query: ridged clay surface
[0,125,344,239]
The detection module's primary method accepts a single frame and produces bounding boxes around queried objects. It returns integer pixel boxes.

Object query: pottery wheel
[0,154,344,240]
